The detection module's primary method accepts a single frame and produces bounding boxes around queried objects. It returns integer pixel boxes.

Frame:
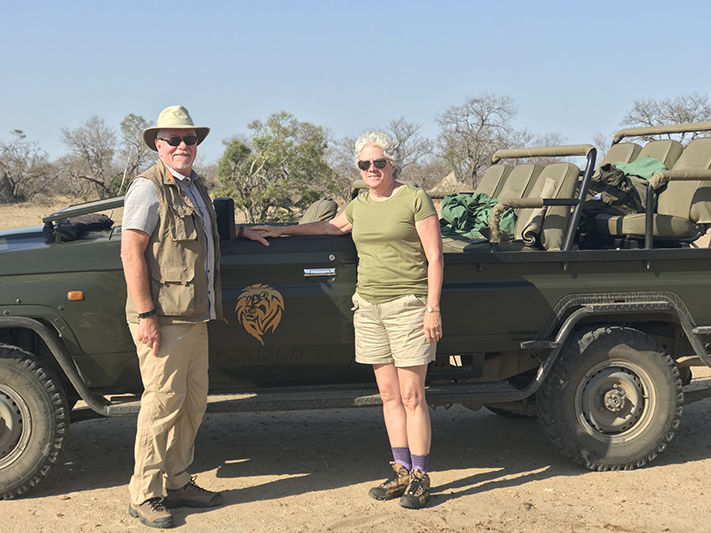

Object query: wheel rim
[0,384,32,468]
[576,360,655,443]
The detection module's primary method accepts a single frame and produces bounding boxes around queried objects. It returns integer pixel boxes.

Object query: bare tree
[592,132,613,165]
[118,114,153,195]
[0,130,54,203]
[389,119,431,165]
[54,154,96,199]
[387,118,435,185]
[407,157,450,195]
[61,117,119,198]
[484,129,575,168]
[325,135,359,202]
[194,162,220,192]
[436,94,517,187]
[621,93,711,143]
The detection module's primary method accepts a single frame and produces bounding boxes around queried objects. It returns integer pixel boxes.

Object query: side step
[70,381,522,423]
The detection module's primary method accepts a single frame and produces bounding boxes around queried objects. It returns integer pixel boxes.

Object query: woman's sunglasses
[158,135,199,147]
[357,158,388,171]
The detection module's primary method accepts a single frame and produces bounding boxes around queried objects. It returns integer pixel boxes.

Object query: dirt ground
[4,398,711,533]
[4,201,711,533]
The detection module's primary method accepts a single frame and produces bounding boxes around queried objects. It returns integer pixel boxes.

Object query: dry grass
[0,197,87,230]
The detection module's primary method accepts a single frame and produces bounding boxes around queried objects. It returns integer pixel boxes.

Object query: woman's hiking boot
[368,462,410,500]
[399,468,431,509]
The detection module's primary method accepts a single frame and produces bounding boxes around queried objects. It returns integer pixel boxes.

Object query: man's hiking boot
[129,497,174,529]
[368,462,410,501]
[164,476,224,508]
[399,468,431,509]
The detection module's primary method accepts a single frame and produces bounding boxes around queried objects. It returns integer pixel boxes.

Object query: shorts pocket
[411,294,427,307]
[350,292,360,312]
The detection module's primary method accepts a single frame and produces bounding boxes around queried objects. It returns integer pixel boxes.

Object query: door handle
[303,268,337,277]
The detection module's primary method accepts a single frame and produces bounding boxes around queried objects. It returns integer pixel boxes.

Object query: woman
[257,131,443,509]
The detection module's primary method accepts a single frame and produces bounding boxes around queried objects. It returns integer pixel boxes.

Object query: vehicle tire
[0,344,69,499]
[536,326,682,471]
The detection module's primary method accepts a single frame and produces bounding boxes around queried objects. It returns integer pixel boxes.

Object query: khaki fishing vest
[125,162,223,324]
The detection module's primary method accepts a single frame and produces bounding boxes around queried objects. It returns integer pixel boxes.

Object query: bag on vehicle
[48,213,114,242]
[579,163,646,232]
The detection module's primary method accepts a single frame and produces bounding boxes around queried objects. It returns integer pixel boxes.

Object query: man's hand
[137,315,161,356]
[121,228,161,355]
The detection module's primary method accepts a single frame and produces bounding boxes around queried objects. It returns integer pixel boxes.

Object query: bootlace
[408,480,422,494]
[406,472,424,495]
[185,476,208,493]
[147,497,167,512]
[383,463,408,485]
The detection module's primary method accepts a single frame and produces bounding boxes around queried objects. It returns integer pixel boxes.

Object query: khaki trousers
[128,322,209,505]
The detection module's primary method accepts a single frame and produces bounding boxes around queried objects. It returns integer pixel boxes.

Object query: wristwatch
[426,307,440,313]
[138,309,157,319]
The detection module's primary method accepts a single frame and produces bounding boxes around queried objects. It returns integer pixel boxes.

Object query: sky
[1,0,710,165]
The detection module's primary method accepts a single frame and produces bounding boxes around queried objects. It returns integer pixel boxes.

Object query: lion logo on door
[235,284,285,345]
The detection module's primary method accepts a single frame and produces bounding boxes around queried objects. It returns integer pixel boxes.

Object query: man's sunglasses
[158,135,199,147]
[357,158,388,171]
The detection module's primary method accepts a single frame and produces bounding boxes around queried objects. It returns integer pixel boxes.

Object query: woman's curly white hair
[354,131,403,179]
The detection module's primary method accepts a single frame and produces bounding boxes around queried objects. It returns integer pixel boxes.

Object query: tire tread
[537,327,683,471]
[0,344,69,500]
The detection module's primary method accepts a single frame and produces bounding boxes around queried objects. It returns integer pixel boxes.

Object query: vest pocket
[151,267,195,316]
[170,205,198,241]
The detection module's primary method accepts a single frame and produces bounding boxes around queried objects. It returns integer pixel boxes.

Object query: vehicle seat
[300,198,338,224]
[444,162,580,253]
[596,137,711,239]
[658,137,711,225]
[494,163,543,201]
[636,139,683,169]
[515,162,581,250]
[593,142,642,177]
[475,164,512,197]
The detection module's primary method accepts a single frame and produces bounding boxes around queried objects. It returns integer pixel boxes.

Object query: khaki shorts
[351,292,437,367]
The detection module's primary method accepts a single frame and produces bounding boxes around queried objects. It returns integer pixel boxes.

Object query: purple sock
[392,447,412,470]
[411,453,429,473]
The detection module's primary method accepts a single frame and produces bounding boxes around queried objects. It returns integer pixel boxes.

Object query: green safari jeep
[3,121,711,499]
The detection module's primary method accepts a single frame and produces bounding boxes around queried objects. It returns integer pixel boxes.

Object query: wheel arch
[0,317,109,415]
[538,292,708,365]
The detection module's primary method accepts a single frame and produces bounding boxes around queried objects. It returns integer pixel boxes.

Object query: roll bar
[612,121,711,144]
[492,144,596,164]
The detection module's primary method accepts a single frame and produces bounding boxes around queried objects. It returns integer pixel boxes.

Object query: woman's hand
[242,226,271,245]
[423,310,442,344]
[415,214,443,345]
[250,225,291,239]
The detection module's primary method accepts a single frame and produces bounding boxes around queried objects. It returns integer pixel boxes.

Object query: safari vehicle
[3,122,711,500]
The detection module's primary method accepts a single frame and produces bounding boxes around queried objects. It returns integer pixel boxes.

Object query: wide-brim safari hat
[142,105,210,151]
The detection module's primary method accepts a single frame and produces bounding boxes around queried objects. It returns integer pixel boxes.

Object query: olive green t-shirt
[344,184,437,304]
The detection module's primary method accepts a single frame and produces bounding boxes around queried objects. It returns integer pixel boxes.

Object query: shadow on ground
[25,394,711,509]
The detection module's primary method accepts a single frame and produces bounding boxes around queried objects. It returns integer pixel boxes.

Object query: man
[121,105,267,529]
